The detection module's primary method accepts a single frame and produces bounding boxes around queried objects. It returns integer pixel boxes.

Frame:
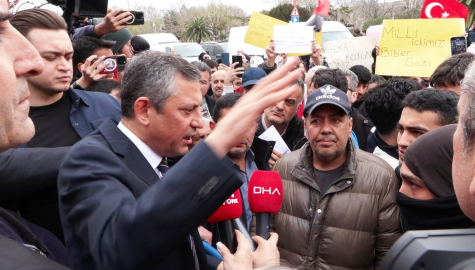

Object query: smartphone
[232,55,243,77]
[119,11,145,25]
[451,36,467,56]
[93,55,127,74]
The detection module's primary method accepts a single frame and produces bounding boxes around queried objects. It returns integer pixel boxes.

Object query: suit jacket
[0,234,70,270]
[58,118,245,270]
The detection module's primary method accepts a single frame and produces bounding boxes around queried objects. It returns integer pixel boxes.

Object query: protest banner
[244,12,322,56]
[323,36,377,71]
[375,18,464,77]
[274,25,314,53]
[244,12,288,49]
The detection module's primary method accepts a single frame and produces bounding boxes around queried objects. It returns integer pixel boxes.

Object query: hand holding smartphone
[92,55,127,74]
[232,55,243,77]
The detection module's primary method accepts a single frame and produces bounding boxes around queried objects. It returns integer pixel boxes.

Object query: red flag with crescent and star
[420,0,469,21]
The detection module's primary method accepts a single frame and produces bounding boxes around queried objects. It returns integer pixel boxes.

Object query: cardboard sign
[274,25,314,53]
[375,18,464,77]
[244,12,288,49]
[323,36,377,71]
[244,12,322,56]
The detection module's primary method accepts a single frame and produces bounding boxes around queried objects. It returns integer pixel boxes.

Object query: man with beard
[211,93,274,228]
[210,69,226,100]
[349,65,372,118]
[268,84,401,269]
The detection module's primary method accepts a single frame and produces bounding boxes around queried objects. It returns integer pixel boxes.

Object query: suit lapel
[98,119,160,187]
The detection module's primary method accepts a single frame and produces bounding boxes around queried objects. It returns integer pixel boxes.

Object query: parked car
[165,43,206,62]
[138,33,180,50]
[200,42,228,61]
[138,33,205,62]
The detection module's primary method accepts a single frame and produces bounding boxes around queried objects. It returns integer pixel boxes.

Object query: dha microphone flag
[207,189,242,224]
[248,170,283,214]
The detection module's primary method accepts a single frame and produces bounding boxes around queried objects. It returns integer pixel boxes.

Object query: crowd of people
[2,1,475,269]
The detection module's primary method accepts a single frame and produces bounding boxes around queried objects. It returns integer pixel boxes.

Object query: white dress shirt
[117,122,163,177]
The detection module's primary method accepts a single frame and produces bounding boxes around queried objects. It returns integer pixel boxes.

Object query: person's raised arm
[265,40,277,68]
[205,57,302,158]
[310,40,323,66]
[93,9,132,37]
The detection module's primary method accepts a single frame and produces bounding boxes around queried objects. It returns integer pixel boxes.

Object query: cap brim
[304,101,351,116]
[242,79,260,89]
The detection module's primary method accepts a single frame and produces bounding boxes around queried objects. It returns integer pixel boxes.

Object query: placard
[274,25,314,53]
[375,18,464,77]
[244,12,288,49]
[323,36,377,71]
[244,12,322,56]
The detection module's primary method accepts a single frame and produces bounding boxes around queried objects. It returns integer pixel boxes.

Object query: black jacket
[352,98,369,119]
[256,115,305,151]
[351,108,373,151]
[205,95,216,117]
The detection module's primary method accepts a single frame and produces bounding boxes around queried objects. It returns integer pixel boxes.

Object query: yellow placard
[244,12,322,56]
[375,18,464,78]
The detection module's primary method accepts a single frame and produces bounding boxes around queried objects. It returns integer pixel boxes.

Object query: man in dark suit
[58,51,303,269]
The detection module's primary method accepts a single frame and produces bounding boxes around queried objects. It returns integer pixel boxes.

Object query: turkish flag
[420,0,469,21]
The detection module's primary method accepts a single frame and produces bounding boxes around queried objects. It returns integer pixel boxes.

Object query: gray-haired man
[58,51,303,269]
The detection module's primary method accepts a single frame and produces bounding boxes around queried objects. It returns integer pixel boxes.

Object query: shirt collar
[261,113,288,136]
[68,87,90,107]
[117,121,162,170]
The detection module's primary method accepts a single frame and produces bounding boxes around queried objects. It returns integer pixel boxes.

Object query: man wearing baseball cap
[241,67,267,94]
[267,84,401,269]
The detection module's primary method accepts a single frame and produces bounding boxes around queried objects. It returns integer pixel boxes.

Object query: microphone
[207,189,243,253]
[248,170,283,240]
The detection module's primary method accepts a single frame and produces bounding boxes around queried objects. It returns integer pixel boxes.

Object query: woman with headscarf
[397,124,475,231]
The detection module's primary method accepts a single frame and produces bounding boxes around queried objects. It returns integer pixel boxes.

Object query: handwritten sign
[244,12,288,49]
[274,25,313,53]
[244,12,322,56]
[375,19,464,77]
[323,36,377,71]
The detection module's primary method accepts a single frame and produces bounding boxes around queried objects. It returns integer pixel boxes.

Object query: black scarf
[396,192,475,231]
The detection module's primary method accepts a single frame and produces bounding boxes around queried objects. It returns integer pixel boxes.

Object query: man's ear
[209,120,216,131]
[351,91,358,104]
[134,97,153,126]
[78,63,83,73]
